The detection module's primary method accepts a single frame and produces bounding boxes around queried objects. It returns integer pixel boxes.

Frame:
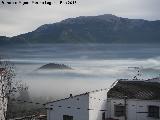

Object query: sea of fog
[0,44,160,100]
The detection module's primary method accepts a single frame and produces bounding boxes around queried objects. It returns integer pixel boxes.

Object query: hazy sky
[0,0,160,37]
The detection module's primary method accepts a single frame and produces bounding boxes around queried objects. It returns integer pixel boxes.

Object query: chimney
[70,94,73,98]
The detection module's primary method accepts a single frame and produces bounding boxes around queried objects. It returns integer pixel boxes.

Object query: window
[114,105,125,117]
[102,112,105,120]
[148,106,159,118]
[63,115,73,120]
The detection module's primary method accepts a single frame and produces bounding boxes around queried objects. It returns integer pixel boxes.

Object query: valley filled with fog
[1,44,160,100]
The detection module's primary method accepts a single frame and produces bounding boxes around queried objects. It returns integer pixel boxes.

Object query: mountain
[1,14,160,44]
[38,63,72,70]
[0,36,10,45]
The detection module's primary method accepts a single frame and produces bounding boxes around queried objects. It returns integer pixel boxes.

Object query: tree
[0,57,17,120]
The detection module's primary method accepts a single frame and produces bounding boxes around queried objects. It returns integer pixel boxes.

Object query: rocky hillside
[1,14,160,44]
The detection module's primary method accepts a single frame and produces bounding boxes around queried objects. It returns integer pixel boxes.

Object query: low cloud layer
[0,0,160,36]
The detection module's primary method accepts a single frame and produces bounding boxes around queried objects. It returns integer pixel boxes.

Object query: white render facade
[47,80,160,120]
[47,89,108,120]
[47,95,160,120]
[47,93,89,120]
[107,99,160,120]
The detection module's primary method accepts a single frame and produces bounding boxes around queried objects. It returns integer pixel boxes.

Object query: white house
[107,80,160,120]
[46,88,108,120]
[46,80,160,120]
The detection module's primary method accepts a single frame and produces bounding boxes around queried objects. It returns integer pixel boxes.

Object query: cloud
[0,0,160,36]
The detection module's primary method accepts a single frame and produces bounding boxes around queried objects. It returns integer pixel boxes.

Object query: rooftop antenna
[128,66,143,80]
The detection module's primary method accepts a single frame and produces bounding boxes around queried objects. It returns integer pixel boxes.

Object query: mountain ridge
[1,14,160,45]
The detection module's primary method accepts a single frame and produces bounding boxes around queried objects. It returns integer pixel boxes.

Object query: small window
[102,112,105,120]
[63,115,73,120]
[114,105,125,117]
[148,106,159,118]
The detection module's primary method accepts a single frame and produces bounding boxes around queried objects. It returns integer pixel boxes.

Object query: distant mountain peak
[1,14,160,45]
[61,14,120,24]
[96,14,120,19]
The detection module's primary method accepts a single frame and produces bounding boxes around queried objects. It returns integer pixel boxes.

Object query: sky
[0,0,160,37]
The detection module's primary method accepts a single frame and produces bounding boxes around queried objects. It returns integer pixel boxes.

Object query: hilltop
[1,14,160,44]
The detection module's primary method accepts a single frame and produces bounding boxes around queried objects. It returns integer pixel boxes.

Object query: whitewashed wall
[128,100,160,120]
[47,89,108,120]
[107,99,160,120]
[89,89,108,120]
[107,99,125,120]
[47,94,89,120]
